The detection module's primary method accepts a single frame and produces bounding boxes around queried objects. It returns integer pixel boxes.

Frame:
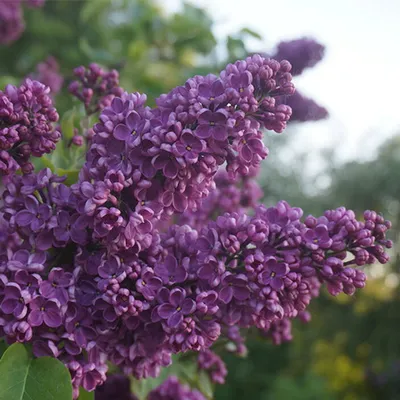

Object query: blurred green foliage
[1,0,399,399]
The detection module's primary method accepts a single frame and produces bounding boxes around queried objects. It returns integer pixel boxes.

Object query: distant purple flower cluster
[147,377,206,400]
[0,79,60,176]
[274,37,325,76]
[0,54,392,398]
[271,37,328,123]
[33,56,64,96]
[279,91,328,122]
[68,63,124,115]
[0,0,45,45]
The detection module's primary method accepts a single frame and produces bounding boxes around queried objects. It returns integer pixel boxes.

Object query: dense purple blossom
[0,79,60,176]
[0,53,392,399]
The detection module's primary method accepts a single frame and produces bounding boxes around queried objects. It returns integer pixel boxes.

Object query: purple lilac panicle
[68,63,124,115]
[0,54,392,399]
[0,79,60,176]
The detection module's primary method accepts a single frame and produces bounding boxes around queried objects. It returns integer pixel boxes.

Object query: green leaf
[56,168,80,186]
[240,27,263,40]
[78,387,94,400]
[0,343,72,400]
[197,370,214,400]
[60,109,76,142]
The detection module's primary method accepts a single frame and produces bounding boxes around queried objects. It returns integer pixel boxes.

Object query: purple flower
[7,249,46,272]
[136,268,162,301]
[40,268,72,305]
[28,297,62,328]
[14,195,52,231]
[157,288,196,328]
[155,255,187,284]
[219,274,250,304]
[196,110,228,141]
[152,149,182,179]
[66,306,96,348]
[238,133,265,163]
[198,77,226,107]
[304,224,333,250]
[197,256,224,286]
[174,130,203,163]
[98,256,127,283]
[258,258,289,290]
[0,283,30,319]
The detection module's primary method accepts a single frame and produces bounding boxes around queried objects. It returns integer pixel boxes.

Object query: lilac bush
[0,54,392,399]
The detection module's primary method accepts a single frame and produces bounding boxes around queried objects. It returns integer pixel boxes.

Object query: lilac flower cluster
[74,55,294,253]
[277,91,328,122]
[68,63,124,115]
[0,79,60,176]
[147,377,206,400]
[0,0,24,45]
[198,349,227,384]
[273,37,325,76]
[0,54,392,398]
[271,37,328,123]
[32,56,64,96]
[0,0,45,45]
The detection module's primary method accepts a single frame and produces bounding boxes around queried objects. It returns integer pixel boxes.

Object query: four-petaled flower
[258,258,289,291]
[156,288,196,328]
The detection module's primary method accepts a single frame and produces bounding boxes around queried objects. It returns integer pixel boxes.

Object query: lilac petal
[1,299,17,314]
[44,310,62,328]
[167,311,183,328]
[270,278,284,291]
[141,160,156,179]
[172,193,187,213]
[274,263,289,276]
[56,288,69,305]
[157,303,175,319]
[111,97,124,113]
[181,298,196,314]
[36,231,53,250]
[240,145,253,163]
[196,125,211,139]
[74,328,87,348]
[165,255,178,273]
[169,289,184,307]
[40,281,54,298]
[80,182,94,198]
[29,310,44,326]
[126,111,140,130]
[212,125,227,141]
[15,210,34,226]
[164,162,178,179]
[234,286,249,301]
[114,124,131,141]
[219,286,233,304]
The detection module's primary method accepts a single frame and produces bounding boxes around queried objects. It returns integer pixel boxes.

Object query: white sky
[164,0,400,165]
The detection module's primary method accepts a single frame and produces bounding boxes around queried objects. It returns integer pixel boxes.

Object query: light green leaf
[240,27,263,40]
[0,343,72,400]
[197,370,214,400]
[60,109,76,142]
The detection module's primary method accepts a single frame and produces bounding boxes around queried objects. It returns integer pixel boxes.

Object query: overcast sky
[165,0,400,165]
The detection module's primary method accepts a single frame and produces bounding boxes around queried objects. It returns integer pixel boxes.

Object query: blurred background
[2,0,400,398]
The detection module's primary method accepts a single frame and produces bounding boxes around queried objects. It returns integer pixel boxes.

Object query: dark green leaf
[0,343,72,400]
